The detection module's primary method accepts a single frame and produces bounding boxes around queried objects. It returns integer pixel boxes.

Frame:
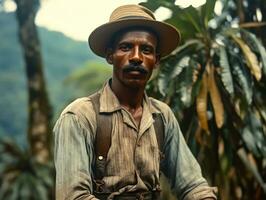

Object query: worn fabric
[53,81,217,200]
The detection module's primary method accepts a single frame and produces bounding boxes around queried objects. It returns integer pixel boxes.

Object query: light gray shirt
[53,82,217,200]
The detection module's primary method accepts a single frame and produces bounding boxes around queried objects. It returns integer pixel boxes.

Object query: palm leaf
[177,59,195,107]
[196,71,209,132]
[208,65,224,128]
[183,6,203,34]
[238,148,266,193]
[201,0,217,28]
[157,74,168,96]
[241,29,266,77]
[241,112,266,157]
[170,56,190,79]
[231,56,253,105]
[219,46,235,96]
[231,35,262,81]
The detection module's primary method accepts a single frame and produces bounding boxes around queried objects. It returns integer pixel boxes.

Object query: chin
[124,79,146,89]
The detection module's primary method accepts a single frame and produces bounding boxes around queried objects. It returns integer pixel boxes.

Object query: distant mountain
[0,11,98,145]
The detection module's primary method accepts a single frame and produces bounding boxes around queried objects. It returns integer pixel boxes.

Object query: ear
[106,48,113,64]
[154,54,161,69]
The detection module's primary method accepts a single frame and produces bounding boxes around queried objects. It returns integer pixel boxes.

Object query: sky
[3,0,207,41]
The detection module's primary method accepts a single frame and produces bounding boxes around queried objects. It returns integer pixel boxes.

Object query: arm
[53,113,98,200]
[161,109,217,200]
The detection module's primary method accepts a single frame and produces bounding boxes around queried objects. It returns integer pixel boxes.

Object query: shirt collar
[99,80,121,113]
[98,79,161,115]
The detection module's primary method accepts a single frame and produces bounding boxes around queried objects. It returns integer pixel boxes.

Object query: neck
[110,78,145,109]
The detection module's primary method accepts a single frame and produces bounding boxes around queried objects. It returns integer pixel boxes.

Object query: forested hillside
[0,12,98,145]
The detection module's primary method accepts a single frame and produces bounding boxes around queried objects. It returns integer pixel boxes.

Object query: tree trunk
[14,0,52,164]
[236,0,245,24]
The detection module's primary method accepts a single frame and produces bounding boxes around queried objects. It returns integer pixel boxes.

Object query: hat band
[114,16,154,22]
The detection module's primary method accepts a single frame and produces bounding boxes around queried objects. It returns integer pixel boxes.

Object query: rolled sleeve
[183,185,218,200]
[161,108,217,200]
[53,113,97,200]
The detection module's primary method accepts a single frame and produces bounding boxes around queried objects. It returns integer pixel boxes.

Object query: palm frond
[170,56,190,79]
[177,59,195,107]
[237,148,266,193]
[230,55,253,105]
[208,65,224,128]
[219,46,235,96]
[241,29,266,77]
[0,139,54,200]
[201,0,217,28]
[231,35,262,81]
[196,71,209,132]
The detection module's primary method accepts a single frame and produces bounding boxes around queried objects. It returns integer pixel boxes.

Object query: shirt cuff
[183,185,218,200]
[86,194,99,200]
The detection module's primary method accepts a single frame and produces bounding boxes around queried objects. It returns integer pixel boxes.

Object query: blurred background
[0,0,266,199]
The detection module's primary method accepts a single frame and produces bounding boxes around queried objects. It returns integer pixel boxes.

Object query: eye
[141,45,154,54]
[118,43,131,51]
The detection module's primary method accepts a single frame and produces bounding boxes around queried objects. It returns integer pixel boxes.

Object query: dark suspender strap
[90,92,112,180]
[153,113,165,153]
[90,92,165,181]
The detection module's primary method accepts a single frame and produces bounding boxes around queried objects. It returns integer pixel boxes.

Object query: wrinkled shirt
[53,82,217,200]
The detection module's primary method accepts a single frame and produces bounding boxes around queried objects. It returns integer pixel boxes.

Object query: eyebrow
[118,40,155,47]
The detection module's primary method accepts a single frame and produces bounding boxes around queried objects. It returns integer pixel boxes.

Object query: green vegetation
[142,0,266,199]
[0,138,54,199]
[1,0,266,199]
[65,61,112,96]
[0,11,100,145]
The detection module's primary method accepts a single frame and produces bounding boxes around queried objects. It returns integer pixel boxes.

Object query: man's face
[107,29,159,89]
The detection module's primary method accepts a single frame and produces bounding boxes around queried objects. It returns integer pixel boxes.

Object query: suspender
[89,92,165,180]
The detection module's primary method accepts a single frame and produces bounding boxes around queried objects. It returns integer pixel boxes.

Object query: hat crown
[109,4,156,22]
[89,4,180,58]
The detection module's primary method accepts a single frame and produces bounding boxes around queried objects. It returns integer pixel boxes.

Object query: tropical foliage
[1,0,55,199]
[141,0,266,199]
[0,11,94,141]
[65,61,113,96]
[0,138,54,200]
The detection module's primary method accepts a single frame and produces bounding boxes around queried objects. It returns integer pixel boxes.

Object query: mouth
[123,65,148,75]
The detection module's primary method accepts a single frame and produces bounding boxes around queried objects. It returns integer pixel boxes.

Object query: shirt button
[98,155,104,160]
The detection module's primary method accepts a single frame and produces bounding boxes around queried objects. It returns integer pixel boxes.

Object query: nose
[129,46,143,65]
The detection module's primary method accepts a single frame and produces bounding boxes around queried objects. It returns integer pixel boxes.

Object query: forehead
[113,28,158,46]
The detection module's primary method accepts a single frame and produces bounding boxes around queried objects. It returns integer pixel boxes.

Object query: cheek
[145,57,157,69]
[112,54,128,67]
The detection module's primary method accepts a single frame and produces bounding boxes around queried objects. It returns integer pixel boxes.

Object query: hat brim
[88,18,180,58]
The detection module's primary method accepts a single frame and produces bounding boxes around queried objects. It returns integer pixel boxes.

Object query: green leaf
[242,126,260,156]
[177,59,195,107]
[158,74,168,96]
[241,29,266,77]
[219,46,235,96]
[140,0,175,12]
[170,56,189,79]
[139,1,161,12]
[166,6,204,41]
[238,148,266,193]
[182,6,203,34]
[241,112,266,158]
[201,0,217,28]
[231,35,262,81]
[231,56,253,105]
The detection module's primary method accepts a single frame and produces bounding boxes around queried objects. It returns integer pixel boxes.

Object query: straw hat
[88,4,180,58]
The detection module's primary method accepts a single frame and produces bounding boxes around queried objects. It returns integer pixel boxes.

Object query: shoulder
[149,97,179,129]
[61,97,94,116]
[58,96,97,132]
[149,97,173,117]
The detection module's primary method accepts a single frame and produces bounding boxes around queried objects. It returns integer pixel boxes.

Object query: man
[54,4,217,200]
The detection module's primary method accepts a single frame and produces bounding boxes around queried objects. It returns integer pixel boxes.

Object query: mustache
[123,64,148,74]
